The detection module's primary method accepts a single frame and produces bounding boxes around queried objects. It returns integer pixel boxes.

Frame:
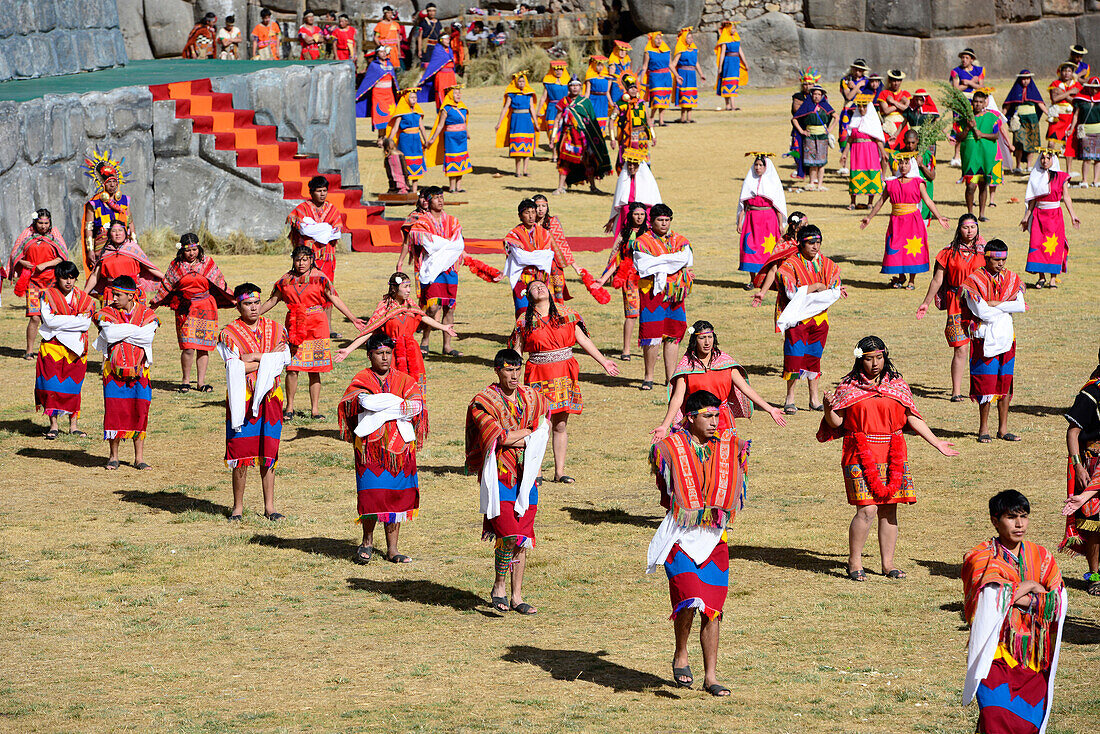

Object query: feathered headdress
[83,148,131,194]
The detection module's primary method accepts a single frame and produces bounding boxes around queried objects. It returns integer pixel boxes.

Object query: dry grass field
[2,81,1099,733]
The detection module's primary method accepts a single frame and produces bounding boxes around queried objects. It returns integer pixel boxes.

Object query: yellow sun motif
[904,237,924,256]
[1042,234,1059,255]
[762,234,778,254]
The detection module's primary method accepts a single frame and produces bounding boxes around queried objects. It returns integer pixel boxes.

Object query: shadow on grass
[251,534,356,560]
[743,363,781,377]
[561,506,662,529]
[115,488,227,516]
[915,558,961,579]
[501,645,669,693]
[728,544,847,577]
[1064,615,1100,644]
[1010,404,1065,418]
[0,345,32,359]
[17,446,105,468]
[842,278,898,290]
[347,577,485,611]
[907,381,951,401]
[928,427,975,440]
[419,464,468,477]
[693,278,750,291]
[459,331,510,345]
[0,418,48,437]
[291,426,341,440]
[830,254,881,268]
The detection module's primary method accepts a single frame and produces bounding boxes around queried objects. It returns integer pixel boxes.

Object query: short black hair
[234,282,261,298]
[308,175,330,191]
[650,203,673,220]
[339,13,349,19]
[426,2,437,7]
[383,5,393,11]
[494,348,522,369]
[989,490,1030,518]
[226,15,235,22]
[260,8,272,18]
[55,260,79,280]
[291,245,315,261]
[972,90,988,100]
[423,185,444,198]
[683,389,721,415]
[366,332,395,352]
[985,238,1008,253]
[798,224,823,243]
[204,12,216,20]
[518,198,537,215]
[111,275,137,292]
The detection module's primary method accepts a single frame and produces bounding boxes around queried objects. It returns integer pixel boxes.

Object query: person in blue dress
[608,40,633,106]
[385,88,427,193]
[539,59,570,142]
[495,71,538,177]
[584,55,614,136]
[641,32,673,126]
[425,84,471,192]
[671,27,703,124]
[714,21,748,111]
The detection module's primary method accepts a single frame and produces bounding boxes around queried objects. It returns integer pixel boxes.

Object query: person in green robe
[959,90,1000,222]
[551,77,612,194]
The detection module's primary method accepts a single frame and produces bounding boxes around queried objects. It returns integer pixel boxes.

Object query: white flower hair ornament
[686,326,696,336]
[853,347,864,358]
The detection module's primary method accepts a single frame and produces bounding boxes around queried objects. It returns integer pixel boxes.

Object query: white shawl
[776,285,842,331]
[1025,156,1062,203]
[479,417,551,526]
[645,512,725,574]
[298,217,341,244]
[216,343,292,432]
[964,291,1026,359]
[848,104,885,142]
[610,161,662,216]
[736,158,787,222]
[355,392,423,442]
[417,232,466,285]
[633,246,693,296]
[502,247,554,290]
[39,298,91,356]
[94,321,158,365]
[963,585,1066,734]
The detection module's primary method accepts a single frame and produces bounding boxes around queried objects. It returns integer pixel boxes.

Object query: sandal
[196,384,213,393]
[1034,279,1046,289]
[1085,573,1100,596]
[135,462,152,471]
[640,380,654,391]
[105,459,120,470]
[884,568,907,579]
[228,514,242,523]
[490,595,509,612]
[997,432,1021,442]
[950,395,966,402]
[846,568,867,581]
[283,410,296,421]
[511,602,537,615]
[783,404,797,415]
[672,665,693,688]
[553,475,576,484]
[618,353,631,361]
[704,683,731,697]
[443,349,462,357]
[420,345,429,355]
[385,553,412,564]
[310,414,326,421]
[354,544,373,564]
[70,430,87,437]
[978,434,992,443]
[809,403,824,412]
[177,383,190,393]
[45,429,59,440]
[264,512,285,521]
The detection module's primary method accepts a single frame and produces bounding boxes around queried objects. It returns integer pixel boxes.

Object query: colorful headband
[977,87,995,94]
[745,151,774,158]
[236,291,261,303]
[686,407,721,417]
[894,151,918,160]
[855,93,873,104]
[853,347,884,358]
[111,284,139,295]
[623,146,647,163]
[1036,146,1057,155]
[550,59,568,66]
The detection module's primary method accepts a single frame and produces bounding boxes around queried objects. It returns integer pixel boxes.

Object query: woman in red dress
[915,214,986,401]
[653,320,786,439]
[335,272,457,434]
[7,208,68,358]
[260,246,364,421]
[531,194,580,302]
[84,221,164,303]
[509,280,619,483]
[151,233,233,393]
[819,336,958,581]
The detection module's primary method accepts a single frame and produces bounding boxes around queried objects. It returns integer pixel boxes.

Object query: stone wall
[700,0,804,30]
[0,63,359,258]
[0,0,129,81]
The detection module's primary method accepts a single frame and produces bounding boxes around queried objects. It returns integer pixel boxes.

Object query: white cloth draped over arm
[417,232,466,285]
[251,347,292,417]
[646,513,725,574]
[298,217,341,244]
[93,321,158,365]
[965,292,1026,357]
[633,246,693,296]
[502,247,555,290]
[216,342,249,431]
[480,416,551,520]
[610,162,662,218]
[776,285,842,332]
[355,392,423,442]
[38,301,91,356]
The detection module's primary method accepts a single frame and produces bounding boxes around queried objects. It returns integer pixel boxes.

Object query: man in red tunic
[183,13,218,59]
[298,11,322,60]
[407,187,463,355]
[466,349,550,614]
[502,199,555,317]
[288,175,345,337]
[332,14,357,61]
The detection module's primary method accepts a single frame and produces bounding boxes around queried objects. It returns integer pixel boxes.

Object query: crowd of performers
[6,49,1098,726]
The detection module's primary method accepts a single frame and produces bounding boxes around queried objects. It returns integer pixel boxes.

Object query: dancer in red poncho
[819,336,957,581]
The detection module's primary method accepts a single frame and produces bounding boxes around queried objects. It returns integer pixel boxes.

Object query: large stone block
[630,0,706,34]
[1079,14,1100,52]
[33,0,58,33]
[51,32,80,76]
[42,97,81,164]
[0,103,18,175]
[3,36,33,78]
[866,0,931,38]
[81,93,109,139]
[17,98,46,164]
[991,18,1080,77]
[106,87,153,136]
[13,2,35,38]
[740,12,801,86]
[274,65,313,138]
[995,0,1041,16]
[932,0,995,35]
[805,0,865,31]
[113,27,130,66]
[1042,0,1084,13]
[117,0,152,60]
[55,0,82,29]
[72,30,98,71]
[798,26,921,82]
[144,0,194,58]
[152,101,192,156]
[244,69,288,131]
[0,6,14,39]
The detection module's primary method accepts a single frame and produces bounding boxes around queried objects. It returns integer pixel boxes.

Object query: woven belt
[891,203,919,216]
[862,431,901,444]
[745,204,772,211]
[528,347,572,364]
[445,124,467,132]
[806,125,826,135]
[304,304,325,314]
[1036,201,1061,210]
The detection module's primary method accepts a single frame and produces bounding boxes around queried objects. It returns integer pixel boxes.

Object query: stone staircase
[149,78,402,251]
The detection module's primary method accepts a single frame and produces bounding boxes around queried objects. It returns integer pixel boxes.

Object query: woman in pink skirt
[1021,148,1080,289]
[860,152,948,289]
[736,153,786,289]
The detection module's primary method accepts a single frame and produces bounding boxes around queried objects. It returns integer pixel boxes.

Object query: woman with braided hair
[818,336,958,581]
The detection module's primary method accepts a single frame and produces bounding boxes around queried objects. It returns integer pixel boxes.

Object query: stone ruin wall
[0,63,357,258]
[1,0,128,82]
